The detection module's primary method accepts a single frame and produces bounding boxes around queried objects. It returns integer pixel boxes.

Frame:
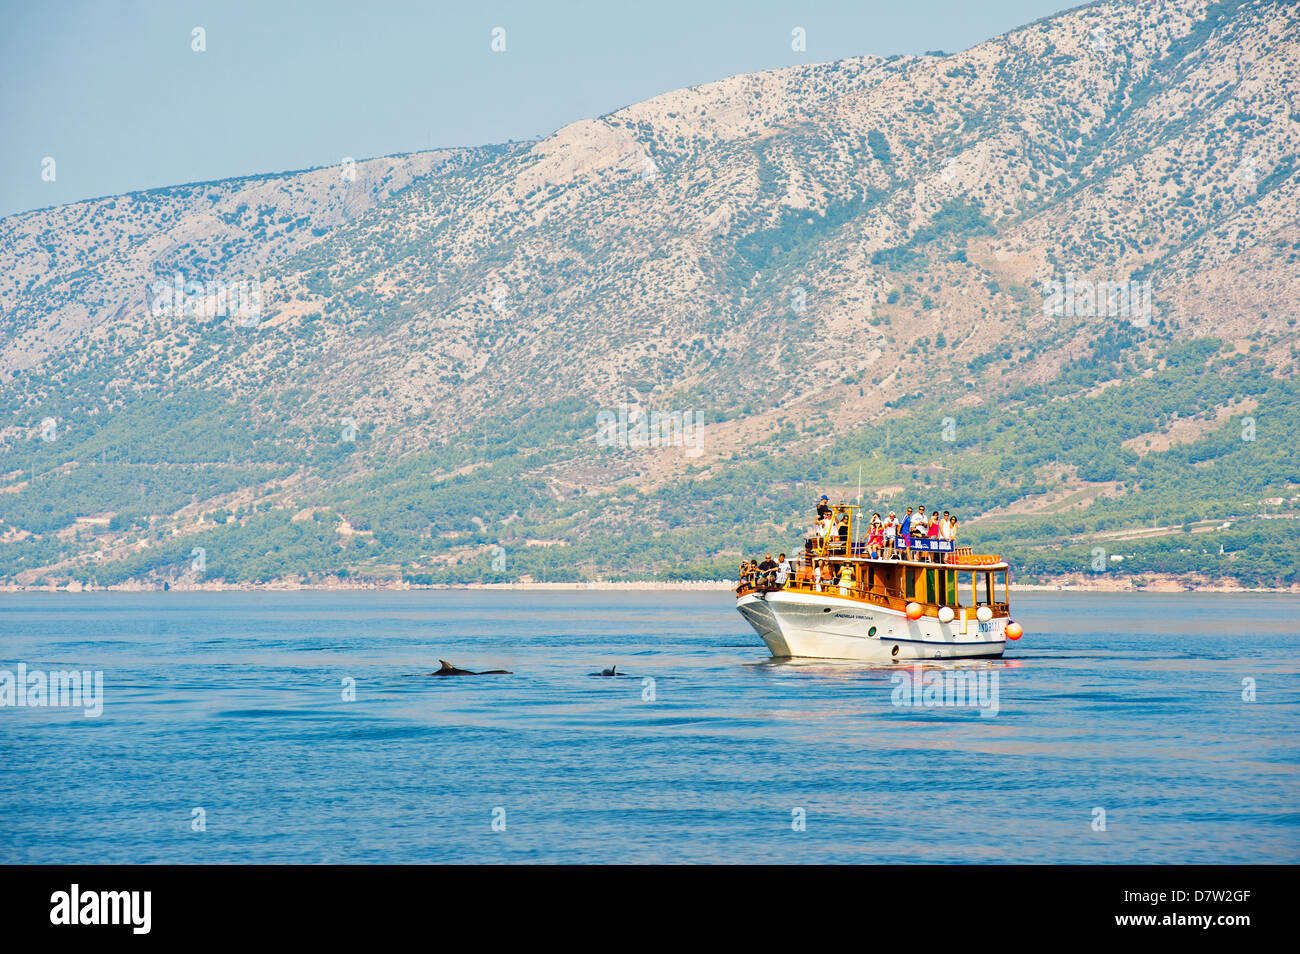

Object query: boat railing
[795,545,1000,567]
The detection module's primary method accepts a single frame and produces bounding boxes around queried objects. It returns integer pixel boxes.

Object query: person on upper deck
[898,507,914,547]
[758,553,778,587]
[821,516,835,553]
[816,495,831,520]
[867,516,884,558]
[912,507,931,560]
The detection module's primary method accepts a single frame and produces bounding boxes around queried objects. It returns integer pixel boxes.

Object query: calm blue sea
[1,590,1296,864]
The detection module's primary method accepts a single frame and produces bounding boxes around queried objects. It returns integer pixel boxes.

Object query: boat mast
[856,464,863,548]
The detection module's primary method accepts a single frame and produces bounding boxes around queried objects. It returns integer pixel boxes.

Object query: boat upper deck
[736,502,1011,618]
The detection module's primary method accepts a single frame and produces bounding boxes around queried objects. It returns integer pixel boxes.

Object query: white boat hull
[736,590,1006,662]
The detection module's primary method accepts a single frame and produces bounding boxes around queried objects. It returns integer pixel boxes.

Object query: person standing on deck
[912,507,929,562]
[923,509,940,563]
[776,553,791,588]
[814,514,831,552]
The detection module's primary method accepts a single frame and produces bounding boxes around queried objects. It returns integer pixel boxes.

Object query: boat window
[905,567,917,600]
[961,571,977,608]
[983,572,995,606]
[927,568,958,607]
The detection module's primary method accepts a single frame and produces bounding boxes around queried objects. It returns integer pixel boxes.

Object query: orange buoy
[1005,621,1023,640]
[905,602,923,620]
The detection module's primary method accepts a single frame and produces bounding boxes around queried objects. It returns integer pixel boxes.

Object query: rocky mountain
[2,0,1297,589]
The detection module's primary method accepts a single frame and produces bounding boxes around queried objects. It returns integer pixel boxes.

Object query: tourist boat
[736,503,1023,662]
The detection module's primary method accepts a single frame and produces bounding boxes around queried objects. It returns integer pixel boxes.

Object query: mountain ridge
[2,0,1297,589]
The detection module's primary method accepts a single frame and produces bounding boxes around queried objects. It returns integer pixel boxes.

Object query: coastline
[2,578,1297,594]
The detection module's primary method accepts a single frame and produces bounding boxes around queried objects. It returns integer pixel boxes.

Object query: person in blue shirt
[898,506,914,548]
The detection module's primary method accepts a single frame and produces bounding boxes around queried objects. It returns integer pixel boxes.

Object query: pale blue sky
[0,0,1075,218]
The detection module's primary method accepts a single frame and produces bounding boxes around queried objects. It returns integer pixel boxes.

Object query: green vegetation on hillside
[2,335,1295,588]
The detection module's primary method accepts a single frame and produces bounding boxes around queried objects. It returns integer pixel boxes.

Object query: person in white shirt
[776,553,790,587]
[816,515,833,551]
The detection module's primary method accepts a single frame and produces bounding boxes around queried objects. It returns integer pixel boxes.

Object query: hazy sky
[0,0,1075,219]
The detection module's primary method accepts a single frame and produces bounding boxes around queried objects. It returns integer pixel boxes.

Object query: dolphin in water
[590,665,619,677]
[432,659,512,676]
